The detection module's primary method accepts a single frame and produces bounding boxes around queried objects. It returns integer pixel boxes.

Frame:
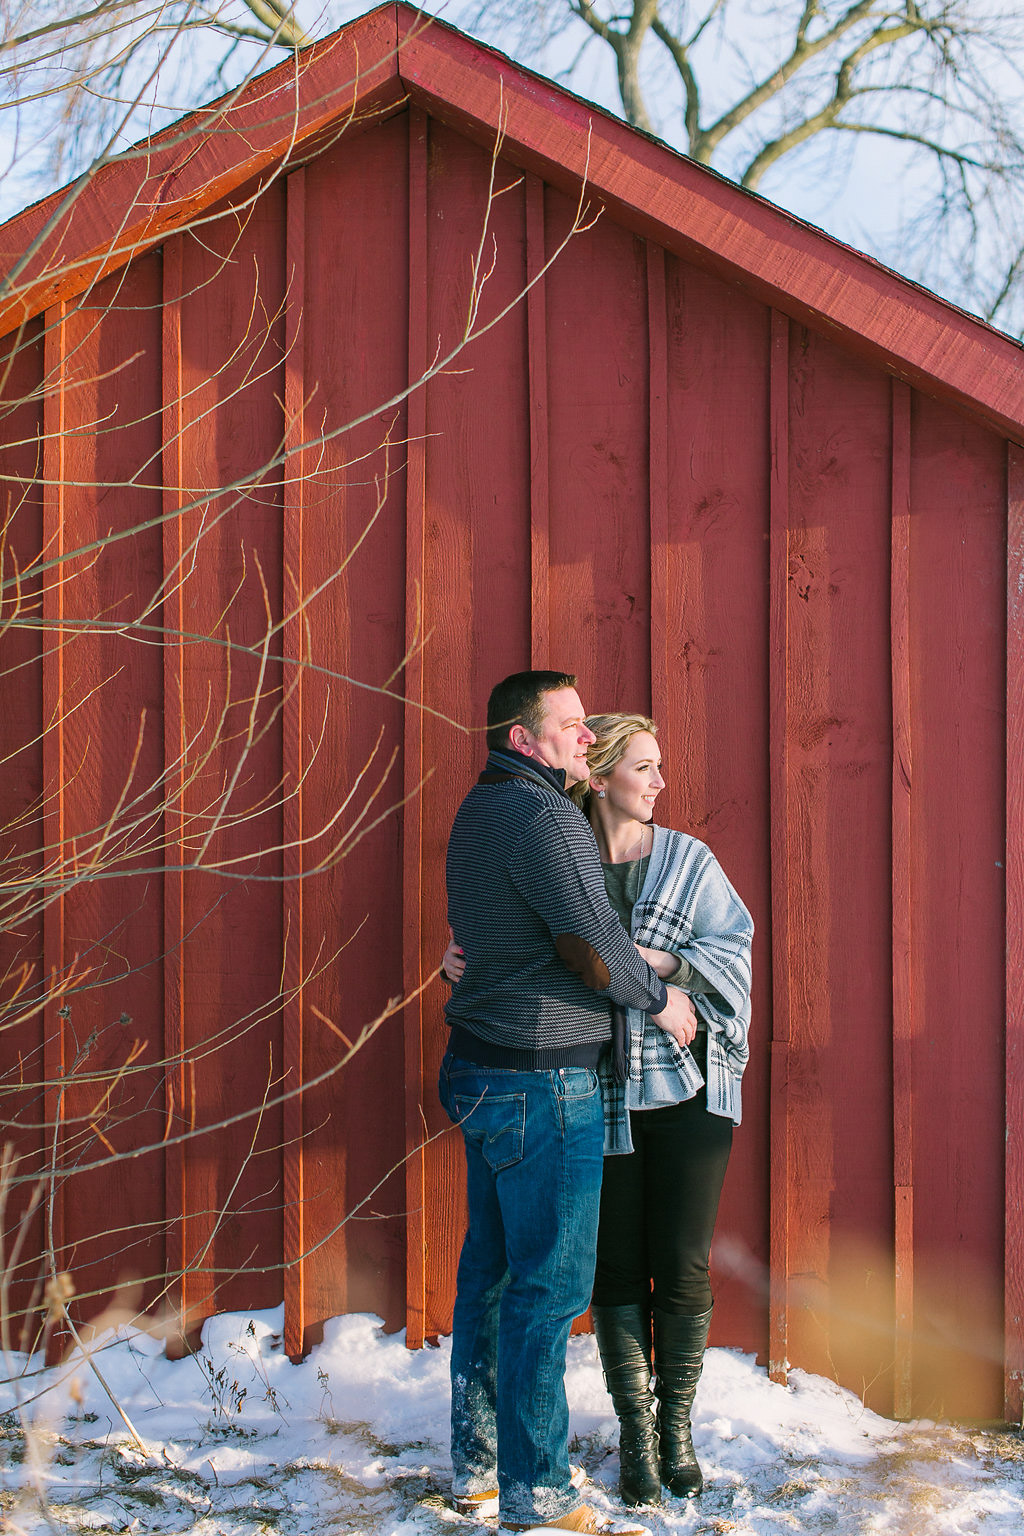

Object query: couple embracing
[439,670,753,1535]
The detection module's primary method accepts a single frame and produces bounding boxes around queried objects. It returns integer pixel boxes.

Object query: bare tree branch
[450,1,1024,334]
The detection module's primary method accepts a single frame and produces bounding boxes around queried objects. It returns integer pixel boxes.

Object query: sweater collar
[483,747,569,796]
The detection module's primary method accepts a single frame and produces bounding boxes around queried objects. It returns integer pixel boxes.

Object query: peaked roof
[3,1,1023,442]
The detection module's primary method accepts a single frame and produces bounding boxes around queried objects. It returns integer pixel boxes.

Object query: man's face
[517,686,596,785]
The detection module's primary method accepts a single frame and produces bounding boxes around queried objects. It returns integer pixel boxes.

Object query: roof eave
[393,10,1024,445]
[0,5,405,337]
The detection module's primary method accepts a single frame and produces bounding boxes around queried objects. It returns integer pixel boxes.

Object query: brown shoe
[454,1465,586,1519]
[500,1503,648,1535]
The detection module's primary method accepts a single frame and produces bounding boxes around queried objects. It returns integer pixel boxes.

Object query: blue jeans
[439,1052,604,1527]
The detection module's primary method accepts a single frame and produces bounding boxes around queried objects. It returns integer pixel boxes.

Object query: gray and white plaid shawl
[601,826,753,1154]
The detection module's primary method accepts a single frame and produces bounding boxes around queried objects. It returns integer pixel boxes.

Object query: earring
[597,789,606,799]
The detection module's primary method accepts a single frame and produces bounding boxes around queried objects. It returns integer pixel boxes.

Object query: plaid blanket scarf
[601,825,753,1154]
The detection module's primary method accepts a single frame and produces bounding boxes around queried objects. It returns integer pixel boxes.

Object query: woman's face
[595,730,665,823]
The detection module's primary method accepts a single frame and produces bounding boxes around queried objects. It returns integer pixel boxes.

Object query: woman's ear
[590,777,606,799]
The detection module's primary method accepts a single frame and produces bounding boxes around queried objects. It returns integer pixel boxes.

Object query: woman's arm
[636,944,710,991]
[440,926,466,983]
[636,943,679,979]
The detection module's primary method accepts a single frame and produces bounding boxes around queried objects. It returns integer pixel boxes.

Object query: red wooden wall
[0,13,1021,1423]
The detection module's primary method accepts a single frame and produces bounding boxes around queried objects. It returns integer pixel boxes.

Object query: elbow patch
[555,933,610,991]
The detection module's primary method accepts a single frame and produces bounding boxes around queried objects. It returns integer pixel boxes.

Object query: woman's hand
[655,985,697,1046]
[637,943,679,980]
[441,925,466,983]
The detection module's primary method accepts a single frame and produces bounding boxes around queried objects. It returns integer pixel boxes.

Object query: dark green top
[602,855,709,1074]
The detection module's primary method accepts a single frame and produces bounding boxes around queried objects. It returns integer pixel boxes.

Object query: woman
[570,714,752,1507]
[442,713,752,1507]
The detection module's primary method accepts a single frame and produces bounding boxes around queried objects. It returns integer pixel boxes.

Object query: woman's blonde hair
[569,713,658,810]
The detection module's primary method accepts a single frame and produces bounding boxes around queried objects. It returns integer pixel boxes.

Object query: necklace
[627,842,649,904]
[600,822,647,863]
[625,823,647,862]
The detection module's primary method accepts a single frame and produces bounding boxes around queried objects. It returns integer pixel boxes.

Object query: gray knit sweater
[445,750,668,1065]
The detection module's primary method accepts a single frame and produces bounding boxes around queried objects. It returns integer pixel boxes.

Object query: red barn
[2,1,1023,1423]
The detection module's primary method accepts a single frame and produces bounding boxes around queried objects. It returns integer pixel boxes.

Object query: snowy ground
[1,1309,1023,1535]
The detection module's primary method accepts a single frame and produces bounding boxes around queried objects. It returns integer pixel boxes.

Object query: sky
[2,1306,1024,1534]
[5,0,1024,334]
[5,0,1024,335]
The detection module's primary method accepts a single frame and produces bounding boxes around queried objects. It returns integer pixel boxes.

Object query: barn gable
[1,3,1022,1423]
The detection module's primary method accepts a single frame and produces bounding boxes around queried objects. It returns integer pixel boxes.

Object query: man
[440,670,696,1535]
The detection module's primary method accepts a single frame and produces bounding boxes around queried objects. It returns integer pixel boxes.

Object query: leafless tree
[0,0,304,178]
[5,1,1024,323]
[445,0,1024,334]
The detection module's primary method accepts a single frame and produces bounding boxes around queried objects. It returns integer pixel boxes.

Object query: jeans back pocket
[451,1091,526,1172]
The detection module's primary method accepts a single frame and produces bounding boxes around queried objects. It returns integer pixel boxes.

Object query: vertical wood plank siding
[282,166,307,1358]
[1007,443,1024,1423]
[768,310,792,1382]
[890,381,915,1419]
[0,320,46,1336]
[646,246,669,763]
[0,102,1018,1420]
[65,259,167,1317]
[908,399,1007,1420]
[172,187,287,1327]
[40,304,68,1341]
[786,332,896,1400]
[296,112,409,1336]
[162,237,190,1334]
[527,174,551,671]
[403,104,430,1350]
[661,260,771,1356]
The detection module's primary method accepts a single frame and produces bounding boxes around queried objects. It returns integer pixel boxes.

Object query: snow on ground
[1,1308,1023,1534]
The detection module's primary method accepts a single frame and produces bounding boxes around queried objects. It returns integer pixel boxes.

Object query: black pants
[592,1091,733,1316]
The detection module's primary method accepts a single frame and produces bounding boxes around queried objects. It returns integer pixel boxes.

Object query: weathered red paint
[1,3,1022,1421]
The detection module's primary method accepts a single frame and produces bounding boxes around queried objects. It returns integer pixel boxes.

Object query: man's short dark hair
[486,670,577,752]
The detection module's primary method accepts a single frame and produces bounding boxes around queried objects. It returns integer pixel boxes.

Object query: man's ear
[509,724,532,754]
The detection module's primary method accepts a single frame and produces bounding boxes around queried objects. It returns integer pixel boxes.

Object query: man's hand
[655,985,697,1046]
[441,925,466,982]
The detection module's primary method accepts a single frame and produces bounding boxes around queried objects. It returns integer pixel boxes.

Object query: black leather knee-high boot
[592,1304,662,1507]
[652,1306,712,1497]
